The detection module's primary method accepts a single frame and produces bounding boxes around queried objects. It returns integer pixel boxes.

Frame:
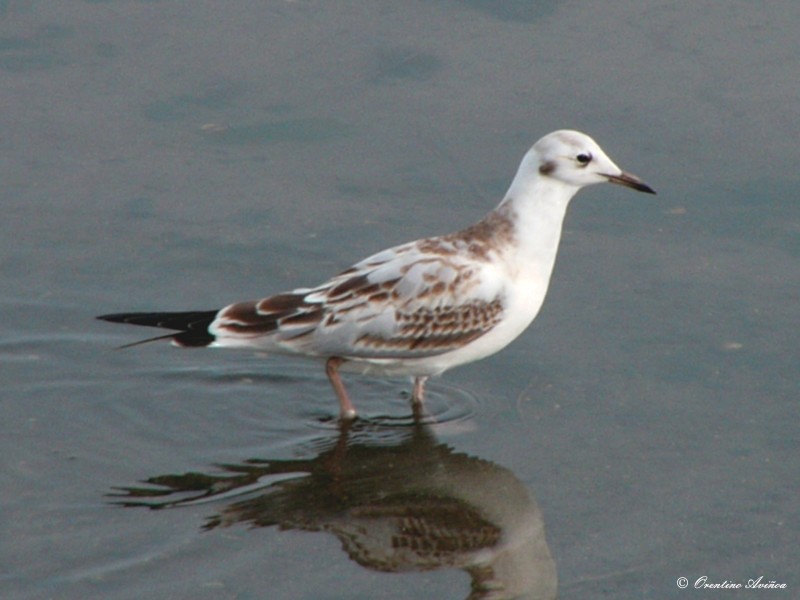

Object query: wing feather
[210,238,508,358]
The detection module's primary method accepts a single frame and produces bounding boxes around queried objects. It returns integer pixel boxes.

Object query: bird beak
[605,171,656,194]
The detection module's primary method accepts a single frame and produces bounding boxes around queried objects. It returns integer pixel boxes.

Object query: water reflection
[112,416,557,600]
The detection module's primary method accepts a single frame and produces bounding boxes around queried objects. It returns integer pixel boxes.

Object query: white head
[516,129,655,194]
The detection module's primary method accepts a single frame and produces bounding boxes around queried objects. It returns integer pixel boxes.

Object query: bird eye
[576,153,592,166]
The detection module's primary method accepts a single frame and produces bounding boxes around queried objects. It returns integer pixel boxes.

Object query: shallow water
[2,2,798,599]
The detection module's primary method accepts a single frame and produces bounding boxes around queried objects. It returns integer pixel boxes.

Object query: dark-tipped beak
[605,171,656,194]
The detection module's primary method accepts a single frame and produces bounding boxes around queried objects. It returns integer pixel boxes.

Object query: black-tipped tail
[97,310,219,347]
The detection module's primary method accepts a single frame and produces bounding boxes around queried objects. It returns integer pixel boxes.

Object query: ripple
[307,378,485,435]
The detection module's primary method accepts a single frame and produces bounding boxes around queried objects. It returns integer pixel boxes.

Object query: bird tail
[97,310,219,348]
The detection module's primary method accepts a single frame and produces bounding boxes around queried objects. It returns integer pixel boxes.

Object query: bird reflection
[111,416,557,600]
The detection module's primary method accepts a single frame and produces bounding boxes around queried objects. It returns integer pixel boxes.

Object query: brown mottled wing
[308,242,508,358]
[210,237,508,359]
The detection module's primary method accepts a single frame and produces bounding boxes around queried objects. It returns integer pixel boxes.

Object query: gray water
[2,2,797,599]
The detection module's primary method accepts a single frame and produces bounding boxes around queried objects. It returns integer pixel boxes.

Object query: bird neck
[498,175,578,275]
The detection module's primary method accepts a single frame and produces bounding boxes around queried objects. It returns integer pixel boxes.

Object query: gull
[98,130,654,419]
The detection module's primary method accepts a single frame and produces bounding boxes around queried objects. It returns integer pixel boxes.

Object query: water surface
[1,2,797,598]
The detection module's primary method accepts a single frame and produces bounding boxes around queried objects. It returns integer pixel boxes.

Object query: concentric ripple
[308,378,485,433]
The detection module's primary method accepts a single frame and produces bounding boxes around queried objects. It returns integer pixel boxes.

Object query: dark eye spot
[539,160,556,175]
[576,153,592,166]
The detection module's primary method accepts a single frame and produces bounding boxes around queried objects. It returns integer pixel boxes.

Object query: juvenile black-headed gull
[99,130,654,419]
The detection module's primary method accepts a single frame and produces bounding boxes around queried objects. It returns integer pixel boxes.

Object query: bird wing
[209,237,508,359]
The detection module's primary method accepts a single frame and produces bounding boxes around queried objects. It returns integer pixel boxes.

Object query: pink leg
[412,376,428,405]
[326,357,356,420]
